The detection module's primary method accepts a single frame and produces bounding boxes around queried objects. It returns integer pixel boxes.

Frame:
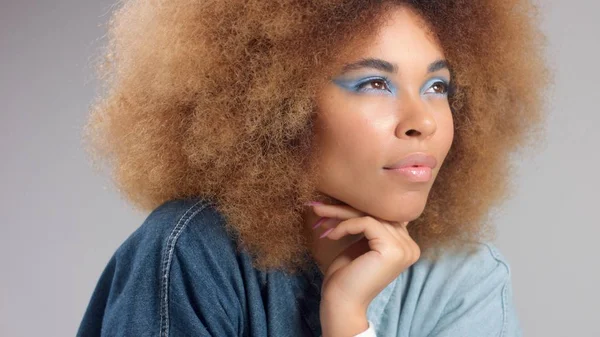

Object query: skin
[301,6,455,336]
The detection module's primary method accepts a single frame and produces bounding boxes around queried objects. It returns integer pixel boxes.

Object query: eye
[425,81,449,95]
[357,78,391,92]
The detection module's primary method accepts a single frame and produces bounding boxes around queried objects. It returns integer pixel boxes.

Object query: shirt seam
[159,199,209,337]
[482,242,511,337]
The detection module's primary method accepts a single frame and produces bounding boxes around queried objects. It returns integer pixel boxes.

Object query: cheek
[317,100,388,166]
[440,107,455,152]
[315,114,387,202]
[318,121,374,171]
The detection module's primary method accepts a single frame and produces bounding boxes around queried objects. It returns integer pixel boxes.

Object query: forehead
[335,6,446,72]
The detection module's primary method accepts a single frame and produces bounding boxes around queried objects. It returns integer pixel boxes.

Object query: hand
[309,203,420,335]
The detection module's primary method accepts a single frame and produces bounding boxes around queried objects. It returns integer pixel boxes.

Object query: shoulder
[413,241,513,304]
[406,242,521,336]
[115,196,249,294]
[114,197,242,266]
[442,241,510,274]
[125,198,232,248]
[78,197,248,336]
[414,241,511,281]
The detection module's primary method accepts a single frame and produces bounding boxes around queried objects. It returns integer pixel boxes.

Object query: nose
[394,94,437,140]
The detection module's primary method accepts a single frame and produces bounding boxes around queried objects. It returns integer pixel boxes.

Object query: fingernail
[312,217,328,229]
[319,228,334,239]
[304,201,323,206]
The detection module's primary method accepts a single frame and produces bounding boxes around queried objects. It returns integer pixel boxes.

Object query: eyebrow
[340,58,449,75]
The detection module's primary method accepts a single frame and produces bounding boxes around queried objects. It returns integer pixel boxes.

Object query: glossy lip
[384,152,438,170]
[386,166,432,182]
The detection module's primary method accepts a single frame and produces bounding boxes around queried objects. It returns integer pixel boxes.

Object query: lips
[384,153,437,170]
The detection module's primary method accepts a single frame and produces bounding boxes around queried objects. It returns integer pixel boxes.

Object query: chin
[369,198,428,223]
[380,206,425,223]
[320,189,428,223]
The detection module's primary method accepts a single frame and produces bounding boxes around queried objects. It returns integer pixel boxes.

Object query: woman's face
[313,6,454,223]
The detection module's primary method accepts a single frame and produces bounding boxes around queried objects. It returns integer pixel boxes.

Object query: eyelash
[355,77,392,93]
[356,77,449,96]
[426,81,449,95]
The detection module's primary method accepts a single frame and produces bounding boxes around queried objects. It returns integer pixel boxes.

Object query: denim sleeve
[165,206,245,336]
[426,243,523,337]
[76,199,244,337]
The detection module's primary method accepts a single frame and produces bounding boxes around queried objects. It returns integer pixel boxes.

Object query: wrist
[320,300,369,337]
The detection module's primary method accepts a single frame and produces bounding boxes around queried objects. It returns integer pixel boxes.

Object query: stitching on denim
[482,243,510,337]
[159,199,208,337]
[424,243,512,337]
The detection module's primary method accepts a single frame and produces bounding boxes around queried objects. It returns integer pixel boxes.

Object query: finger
[368,214,408,234]
[392,221,410,235]
[381,222,404,242]
[312,216,330,229]
[325,217,420,269]
[381,221,416,253]
[310,203,367,220]
[369,217,407,240]
[323,216,391,246]
[390,223,421,261]
[387,221,412,243]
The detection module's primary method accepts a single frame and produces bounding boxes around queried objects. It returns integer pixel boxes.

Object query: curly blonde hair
[83,0,550,273]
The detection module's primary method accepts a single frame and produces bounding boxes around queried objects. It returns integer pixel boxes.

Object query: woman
[78,0,548,336]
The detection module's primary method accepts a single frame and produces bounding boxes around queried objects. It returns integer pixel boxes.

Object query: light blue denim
[77,197,523,336]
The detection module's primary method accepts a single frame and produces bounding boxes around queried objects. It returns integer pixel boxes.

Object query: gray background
[1,0,598,336]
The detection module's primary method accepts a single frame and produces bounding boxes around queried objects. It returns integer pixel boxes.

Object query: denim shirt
[77,198,523,337]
